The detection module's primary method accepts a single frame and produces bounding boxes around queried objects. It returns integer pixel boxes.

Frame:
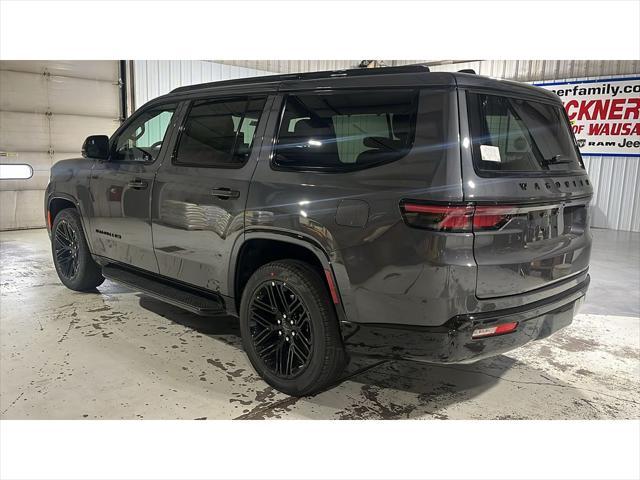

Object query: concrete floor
[1,228,638,420]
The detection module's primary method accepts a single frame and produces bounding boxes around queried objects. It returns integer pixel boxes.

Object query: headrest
[292,118,332,136]
[392,114,411,141]
[212,114,236,135]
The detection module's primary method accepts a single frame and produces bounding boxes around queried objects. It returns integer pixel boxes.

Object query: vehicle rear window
[467,92,584,175]
[273,91,419,171]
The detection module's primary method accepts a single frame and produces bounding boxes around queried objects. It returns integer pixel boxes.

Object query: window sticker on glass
[480,145,501,162]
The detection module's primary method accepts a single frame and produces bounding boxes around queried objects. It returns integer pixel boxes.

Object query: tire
[51,208,104,291]
[239,260,347,396]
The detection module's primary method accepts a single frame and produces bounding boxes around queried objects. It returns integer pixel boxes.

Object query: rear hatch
[464,90,592,298]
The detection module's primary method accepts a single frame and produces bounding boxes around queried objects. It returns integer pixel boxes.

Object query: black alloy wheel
[249,280,313,378]
[51,208,104,291]
[53,219,80,280]
[239,260,347,396]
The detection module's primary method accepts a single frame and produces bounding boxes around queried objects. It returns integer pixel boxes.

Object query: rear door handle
[128,179,148,190]
[211,188,240,199]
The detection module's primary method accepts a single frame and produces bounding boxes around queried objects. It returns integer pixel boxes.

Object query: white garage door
[0,61,122,230]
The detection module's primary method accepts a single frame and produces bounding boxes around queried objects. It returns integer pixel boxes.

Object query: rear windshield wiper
[541,154,573,165]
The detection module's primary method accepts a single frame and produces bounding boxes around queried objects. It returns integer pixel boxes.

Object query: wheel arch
[48,196,77,223]
[46,193,94,252]
[230,231,349,324]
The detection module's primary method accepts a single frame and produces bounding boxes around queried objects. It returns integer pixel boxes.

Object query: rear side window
[273,91,419,171]
[467,92,584,175]
[174,97,267,168]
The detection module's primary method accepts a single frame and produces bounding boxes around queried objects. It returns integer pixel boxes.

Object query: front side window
[467,92,584,174]
[274,91,419,171]
[113,104,177,162]
[174,97,267,168]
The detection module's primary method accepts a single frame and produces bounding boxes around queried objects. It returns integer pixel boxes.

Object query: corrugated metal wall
[216,60,640,80]
[404,60,640,81]
[582,156,640,232]
[135,60,640,232]
[215,60,362,74]
[133,61,274,109]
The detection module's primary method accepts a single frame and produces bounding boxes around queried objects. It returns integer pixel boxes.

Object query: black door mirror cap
[82,135,110,160]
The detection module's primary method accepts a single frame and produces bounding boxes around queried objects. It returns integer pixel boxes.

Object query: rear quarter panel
[246,88,477,326]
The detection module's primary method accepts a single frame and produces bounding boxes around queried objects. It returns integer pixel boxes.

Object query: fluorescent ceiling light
[0,164,33,180]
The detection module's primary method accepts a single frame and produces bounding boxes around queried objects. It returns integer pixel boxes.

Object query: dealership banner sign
[535,77,640,157]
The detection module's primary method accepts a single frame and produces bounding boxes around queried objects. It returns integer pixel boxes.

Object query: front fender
[46,191,95,252]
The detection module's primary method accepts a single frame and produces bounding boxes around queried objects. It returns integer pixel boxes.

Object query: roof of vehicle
[161,64,559,103]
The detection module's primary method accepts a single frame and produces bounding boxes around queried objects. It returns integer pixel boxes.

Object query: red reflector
[324,269,340,304]
[472,321,518,339]
[46,210,52,230]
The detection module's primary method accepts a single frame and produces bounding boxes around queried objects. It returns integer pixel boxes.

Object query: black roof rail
[170,63,432,94]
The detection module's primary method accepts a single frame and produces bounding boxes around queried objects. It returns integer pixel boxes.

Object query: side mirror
[82,135,110,160]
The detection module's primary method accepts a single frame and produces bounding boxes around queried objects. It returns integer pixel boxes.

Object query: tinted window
[467,92,584,174]
[174,97,266,167]
[113,104,177,162]
[274,91,419,171]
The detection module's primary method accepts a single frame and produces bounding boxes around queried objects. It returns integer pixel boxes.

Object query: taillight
[472,321,518,339]
[401,203,474,232]
[473,205,516,231]
[400,202,516,232]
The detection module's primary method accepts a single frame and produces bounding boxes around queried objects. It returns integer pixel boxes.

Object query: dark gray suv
[46,65,592,396]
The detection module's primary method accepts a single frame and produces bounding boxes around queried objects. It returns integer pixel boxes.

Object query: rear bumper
[341,275,589,364]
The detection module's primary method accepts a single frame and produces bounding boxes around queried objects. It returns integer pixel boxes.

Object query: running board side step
[102,264,226,316]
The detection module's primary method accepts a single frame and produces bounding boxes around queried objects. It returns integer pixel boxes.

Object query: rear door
[151,94,271,294]
[462,90,593,298]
